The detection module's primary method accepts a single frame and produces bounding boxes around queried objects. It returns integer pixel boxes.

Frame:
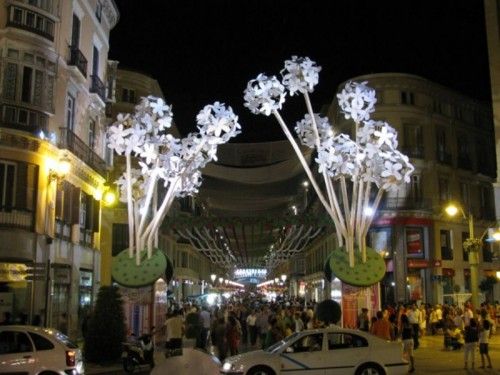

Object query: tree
[315,299,342,326]
[84,286,126,363]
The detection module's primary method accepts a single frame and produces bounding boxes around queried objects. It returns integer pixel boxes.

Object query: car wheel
[356,363,386,375]
[247,365,276,375]
[123,357,136,373]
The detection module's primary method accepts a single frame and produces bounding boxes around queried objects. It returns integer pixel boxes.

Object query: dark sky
[109,1,491,142]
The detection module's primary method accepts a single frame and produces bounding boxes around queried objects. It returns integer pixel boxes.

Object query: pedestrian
[407,304,421,349]
[479,311,493,369]
[401,314,415,373]
[293,312,304,333]
[463,318,479,369]
[246,309,258,346]
[256,307,269,349]
[357,308,370,332]
[165,310,184,356]
[370,311,392,341]
[226,315,241,356]
[214,317,227,362]
[197,305,211,350]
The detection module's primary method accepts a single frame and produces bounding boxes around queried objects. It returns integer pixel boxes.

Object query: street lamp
[210,274,216,283]
[444,202,480,311]
[218,277,223,285]
[274,277,279,284]
[281,274,287,282]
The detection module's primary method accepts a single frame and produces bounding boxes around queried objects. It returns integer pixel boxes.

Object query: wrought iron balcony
[7,5,55,41]
[0,209,34,231]
[59,127,107,177]
[379,197,432,211]
[68,46,87,77]
[90,75,106,102]
[401,145,424,159]
[0,103,48,133]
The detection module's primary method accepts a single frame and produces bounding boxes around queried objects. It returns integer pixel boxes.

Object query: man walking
[407,304,422,349]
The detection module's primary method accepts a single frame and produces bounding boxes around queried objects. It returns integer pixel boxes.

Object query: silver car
[0,325,84,375]
[221,327,408,375]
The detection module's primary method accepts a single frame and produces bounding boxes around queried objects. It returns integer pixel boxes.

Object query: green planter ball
[329,246,386,287]
[112,248,167,288]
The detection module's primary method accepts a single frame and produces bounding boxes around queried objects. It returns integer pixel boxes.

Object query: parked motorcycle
[122,333,155,373]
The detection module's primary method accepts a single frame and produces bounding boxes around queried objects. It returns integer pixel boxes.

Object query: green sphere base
[112,248,167,288]
[329,246,385,287]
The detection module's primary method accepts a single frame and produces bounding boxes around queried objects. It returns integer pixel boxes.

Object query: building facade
[0,0,118,339]
[290,73,498,306]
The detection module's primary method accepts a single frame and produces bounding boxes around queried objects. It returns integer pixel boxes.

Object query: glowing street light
[210,274,216,283]
[281,274,287,282]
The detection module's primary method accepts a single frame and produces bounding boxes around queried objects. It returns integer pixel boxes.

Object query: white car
[0,325,84,375]
[221,327,408,375]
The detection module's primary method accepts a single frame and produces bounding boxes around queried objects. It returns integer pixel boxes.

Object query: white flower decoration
[281,56,321,96]
[337,81,377,123]
[243,74,286,116]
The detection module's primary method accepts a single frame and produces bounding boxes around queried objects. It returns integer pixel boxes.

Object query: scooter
[122,334,155,373]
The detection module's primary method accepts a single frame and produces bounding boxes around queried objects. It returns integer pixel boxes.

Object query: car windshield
[264,332,301,353]
[43,328,78,349]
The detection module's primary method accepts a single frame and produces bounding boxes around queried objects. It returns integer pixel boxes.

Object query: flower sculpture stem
[244,56,414,274]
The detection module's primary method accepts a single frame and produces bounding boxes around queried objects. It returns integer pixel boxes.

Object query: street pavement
[85,333,500,374]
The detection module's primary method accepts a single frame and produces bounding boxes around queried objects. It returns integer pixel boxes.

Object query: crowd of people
[159,299,499,372]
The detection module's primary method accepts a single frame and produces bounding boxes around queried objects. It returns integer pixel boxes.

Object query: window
[28,332,54,351]
[455,106,463,121]
[403,125,423,158]
[66,94,75,130]
[438,177,449,203]
[482,240,493,263]
[327,333,368,349]
[7,6,55,40]
[95,1,103,22]
[112,223,129,256]
[92,46,99,77]
[464,270,471,292]
[460,182,470,210]
[367,227,392,257]
[71,14,80,48]
[3,49,55,112]
[0,162,16,210]
[181,251,188,268]
[401,91,415,105]
[88,119,95,149]
[122,88,136,103]
[0,331,33,354]
[409,174,422,201]
[440,230,453,260]
[289,333,323,352]
[406,227,424,256]
[479,185,493,219]
[433,100,442,114]
[462,232,469,261]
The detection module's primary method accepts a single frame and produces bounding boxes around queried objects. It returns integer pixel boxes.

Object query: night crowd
[159,298,499,373]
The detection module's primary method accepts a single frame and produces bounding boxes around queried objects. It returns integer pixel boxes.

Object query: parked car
[220,326,408,375]
[0,325,84,375]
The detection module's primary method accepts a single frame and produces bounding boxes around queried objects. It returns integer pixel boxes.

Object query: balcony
[457,155,473,170]
[436,150,452,165]
[59,128,107,177]
[90,75,106,102]
[379,197,432,211]
[68,46,87,77]
[7,5,55,41]
[401,145,424,159]
[0,209,34,231]
[0,103,48,133]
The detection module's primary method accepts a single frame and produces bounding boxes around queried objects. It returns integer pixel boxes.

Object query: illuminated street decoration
[244,57,414,285]
[107,97,240,286]
[234,268,267,279]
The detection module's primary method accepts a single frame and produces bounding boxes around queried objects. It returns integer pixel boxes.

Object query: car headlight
[222,362,234,371]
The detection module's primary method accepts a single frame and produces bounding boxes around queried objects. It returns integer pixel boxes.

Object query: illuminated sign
[234,268,267,279]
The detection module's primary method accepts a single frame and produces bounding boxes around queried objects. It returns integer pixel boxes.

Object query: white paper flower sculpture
[108,96,240,276]
[244,56,414,286]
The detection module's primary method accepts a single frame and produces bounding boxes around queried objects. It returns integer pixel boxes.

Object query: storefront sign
[407,259,442,268]
[0,263,27,282]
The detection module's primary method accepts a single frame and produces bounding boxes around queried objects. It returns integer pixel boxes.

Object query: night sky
[109,1,490,142]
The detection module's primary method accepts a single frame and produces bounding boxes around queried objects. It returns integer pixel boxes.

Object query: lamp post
[444,203,480,311]
[211,274,216,284]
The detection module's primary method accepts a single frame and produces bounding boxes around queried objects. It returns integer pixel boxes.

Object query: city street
[86,333,500,374]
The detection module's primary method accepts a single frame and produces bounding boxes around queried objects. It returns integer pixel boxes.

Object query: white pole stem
[125,154,135,258]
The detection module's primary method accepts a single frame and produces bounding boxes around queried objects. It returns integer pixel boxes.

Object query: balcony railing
[68,46,87,77]
[379,197,432,211]
[90,75,106,102]
[0,209,34,231]
[436,150,452,165]
[0,103,48,133]
[59,128,107,177]
[7,5,55,41]
[401,145,424,159]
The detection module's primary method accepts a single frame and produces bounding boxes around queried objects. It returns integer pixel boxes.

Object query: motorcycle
[122,333,155,373]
